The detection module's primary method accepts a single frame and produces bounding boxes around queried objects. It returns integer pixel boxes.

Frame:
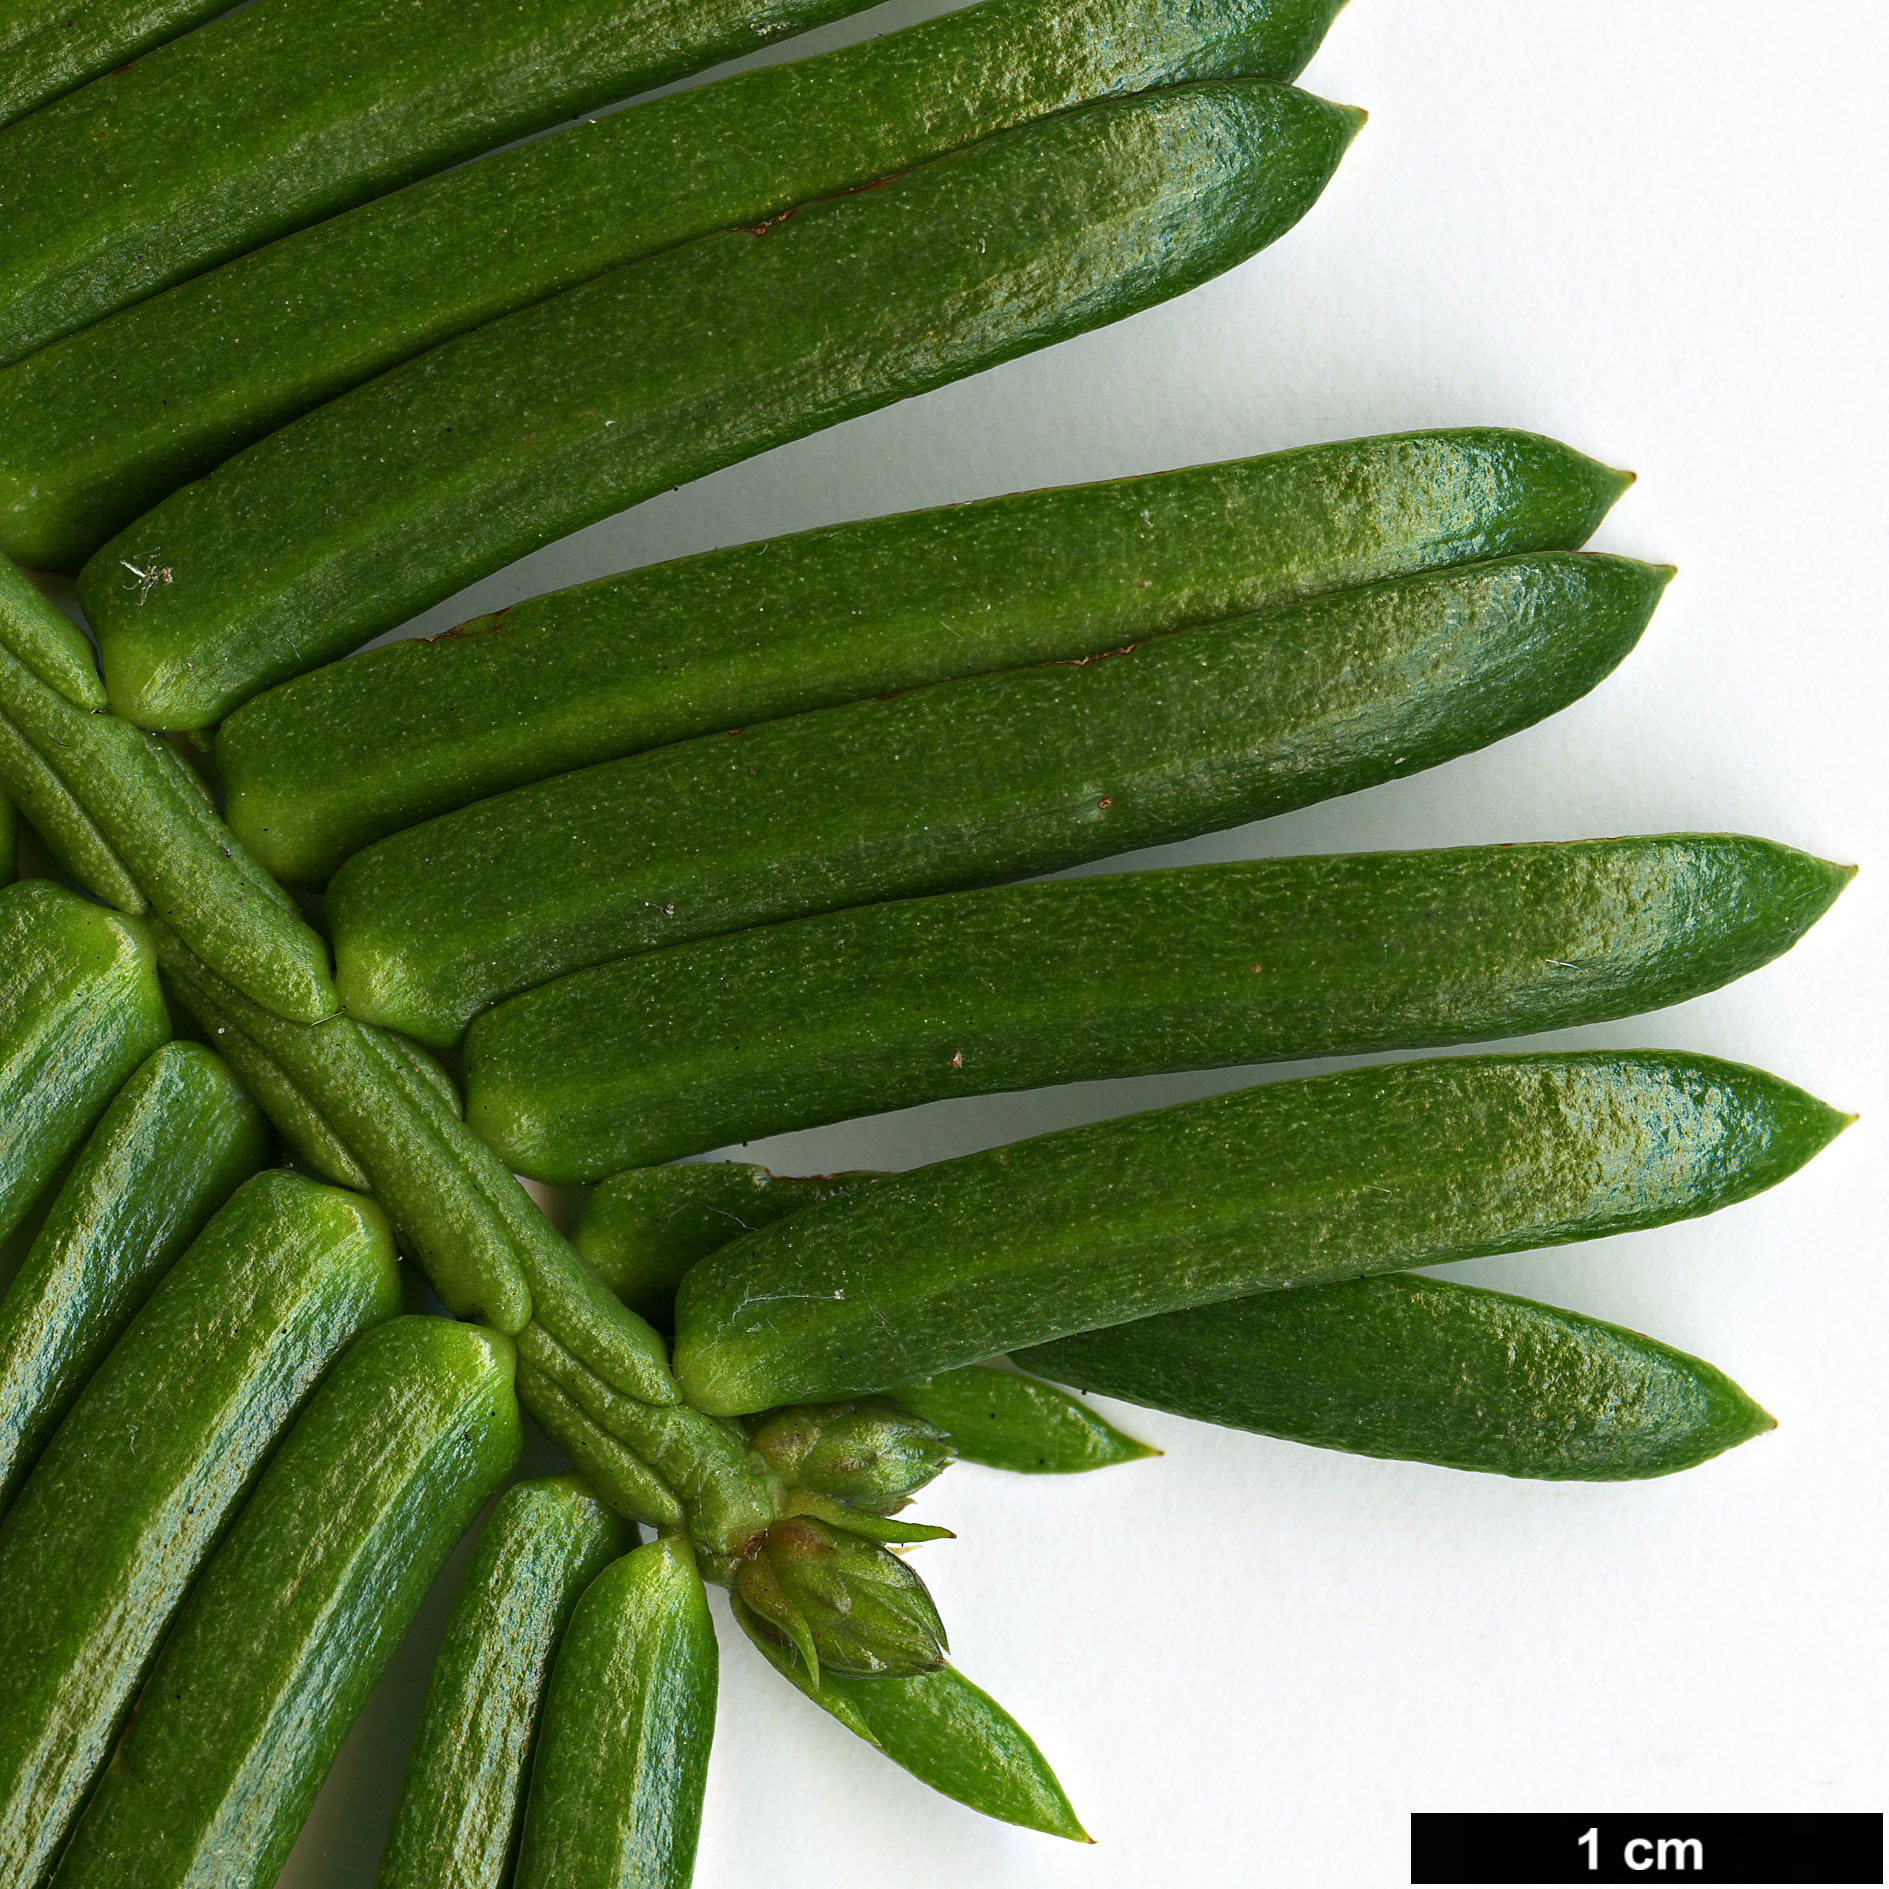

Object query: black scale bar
[1411,1812,1883,1885]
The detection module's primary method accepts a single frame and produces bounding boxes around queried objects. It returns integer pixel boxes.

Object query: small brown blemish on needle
[1056,641,1141,669]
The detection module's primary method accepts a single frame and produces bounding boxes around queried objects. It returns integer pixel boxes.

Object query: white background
[272,1,1887,1883]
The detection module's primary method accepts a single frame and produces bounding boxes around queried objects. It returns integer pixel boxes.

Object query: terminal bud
[733,1515,948,1684]
[747,1398,954,1512]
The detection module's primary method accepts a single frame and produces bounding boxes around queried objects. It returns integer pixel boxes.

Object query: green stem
[0,704,143,910]
[513,1361,686,1531]
[344,1019,675,1403]
[158,927,675,1410]
[157,930,531,1330]
[155,924,782,1559]
[517,1324,776,1559]
[0,621,335,1022]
